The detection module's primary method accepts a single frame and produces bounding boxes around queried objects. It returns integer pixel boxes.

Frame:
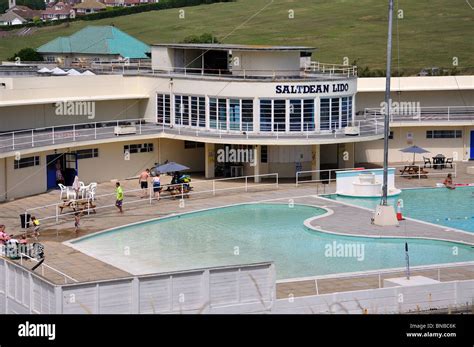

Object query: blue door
[46,153,78,189]
[471,131,474,160]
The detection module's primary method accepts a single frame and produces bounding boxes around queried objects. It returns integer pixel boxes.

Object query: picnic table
[432,155,446,170]
[59,198,96,214]
[399,165,428,178]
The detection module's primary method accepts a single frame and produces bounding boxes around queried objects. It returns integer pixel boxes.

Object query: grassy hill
[1,0,473,74]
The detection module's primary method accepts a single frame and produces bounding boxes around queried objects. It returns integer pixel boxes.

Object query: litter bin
[20,213,31,229]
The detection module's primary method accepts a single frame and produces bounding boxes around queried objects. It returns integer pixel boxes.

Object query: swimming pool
[327,186,474,232]
[69,204,474,279]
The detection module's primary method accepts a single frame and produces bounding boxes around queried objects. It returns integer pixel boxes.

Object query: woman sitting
[443,173,455,190]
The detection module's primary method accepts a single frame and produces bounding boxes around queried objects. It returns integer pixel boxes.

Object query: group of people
[1,224,32,259]
[138,169,162,200]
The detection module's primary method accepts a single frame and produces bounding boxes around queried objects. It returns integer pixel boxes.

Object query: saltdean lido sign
[275,83,350,94]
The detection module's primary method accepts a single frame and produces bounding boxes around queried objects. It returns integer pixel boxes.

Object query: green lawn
[1,0,473,74]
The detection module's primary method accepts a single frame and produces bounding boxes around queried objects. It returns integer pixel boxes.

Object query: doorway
[46,153,78,189]
[470,130,474,160]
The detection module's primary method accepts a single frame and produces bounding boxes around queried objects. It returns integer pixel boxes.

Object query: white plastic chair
[58,184,68,200]
[78,182,87,199]
[87,186,96,201]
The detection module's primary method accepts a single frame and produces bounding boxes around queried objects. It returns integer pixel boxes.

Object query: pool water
[327,186,474,232]
[71,204,474,279]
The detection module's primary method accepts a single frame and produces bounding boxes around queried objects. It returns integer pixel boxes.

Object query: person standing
[152,173,161,201]
[139,169,150,198]
[72,175,81,198]
[74,212,81,233]
[115,182,124,213]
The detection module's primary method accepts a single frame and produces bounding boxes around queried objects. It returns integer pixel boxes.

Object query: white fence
[23,173,279,228]
[0,258,275,314]
[2,255,474,314]
[273,279,474,314]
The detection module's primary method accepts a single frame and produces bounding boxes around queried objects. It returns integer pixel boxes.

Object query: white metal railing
[284,261,474,295]
[296,164,457,190]
[0,245,78,284]
[19,252,78,284]
[363,106,474,122]
[296,167,367,187]
[0,118,158,152]
[305,61,358,77]
[23,173,279,229]
[0,116,385,153]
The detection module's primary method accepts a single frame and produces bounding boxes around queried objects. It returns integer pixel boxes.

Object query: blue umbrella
[153,162,190,174]
[399,145,430,165]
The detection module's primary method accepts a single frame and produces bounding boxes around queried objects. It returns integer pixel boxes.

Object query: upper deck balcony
[143,43,357,82]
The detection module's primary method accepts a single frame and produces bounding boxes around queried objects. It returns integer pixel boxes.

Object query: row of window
[123,143,154,154]
[14,149,100,169]
[426,130,462,139]
[157,94,353,132]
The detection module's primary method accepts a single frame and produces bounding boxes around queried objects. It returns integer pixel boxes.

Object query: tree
[9,48,43,62]
[181,33,220,44]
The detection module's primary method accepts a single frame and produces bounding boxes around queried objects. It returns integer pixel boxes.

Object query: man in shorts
[139,169,150,198]
[115,182,124,213]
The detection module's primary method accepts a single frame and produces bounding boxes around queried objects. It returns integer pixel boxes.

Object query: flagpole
[381,0,394,206]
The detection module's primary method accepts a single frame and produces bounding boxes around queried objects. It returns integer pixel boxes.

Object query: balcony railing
[0,116,384,154]
[90,61,357,80]
[363,106,474,123]
[304,61,358,78]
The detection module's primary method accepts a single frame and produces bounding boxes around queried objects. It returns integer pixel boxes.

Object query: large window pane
[303,99,315,131]
[164,95,170,124]
[209,98,217,129]
[174,95,182,125]
[289,99,302,132]
[218,98,227,130]
[241,99,253,132]
[260,100,272,132]
[191,96,198,126]
[331,98,340,130]
[320,98,330,130]
[198,97,206,127]
[273,100,286,132]
[229,99,240,130]
[341,97,349,127]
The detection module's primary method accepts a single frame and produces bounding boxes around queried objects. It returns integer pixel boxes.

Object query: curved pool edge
[311,195,474,246]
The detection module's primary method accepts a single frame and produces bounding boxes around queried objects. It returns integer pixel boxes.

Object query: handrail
[296,163,457,187]
[1,247,78,284]
[0,116,385,153]
[24,173,279,227]
[363,106,474,122]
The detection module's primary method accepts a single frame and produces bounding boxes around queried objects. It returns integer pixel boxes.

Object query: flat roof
[151,43,315,52]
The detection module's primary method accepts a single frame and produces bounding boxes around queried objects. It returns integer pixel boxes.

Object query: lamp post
[373,0,399,226]
[381,0,394,206]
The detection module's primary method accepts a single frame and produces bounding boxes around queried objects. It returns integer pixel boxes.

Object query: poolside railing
[296,163,457,189]
[22,173,279,232]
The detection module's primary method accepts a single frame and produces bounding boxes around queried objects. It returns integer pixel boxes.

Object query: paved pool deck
[1,170,474,296]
